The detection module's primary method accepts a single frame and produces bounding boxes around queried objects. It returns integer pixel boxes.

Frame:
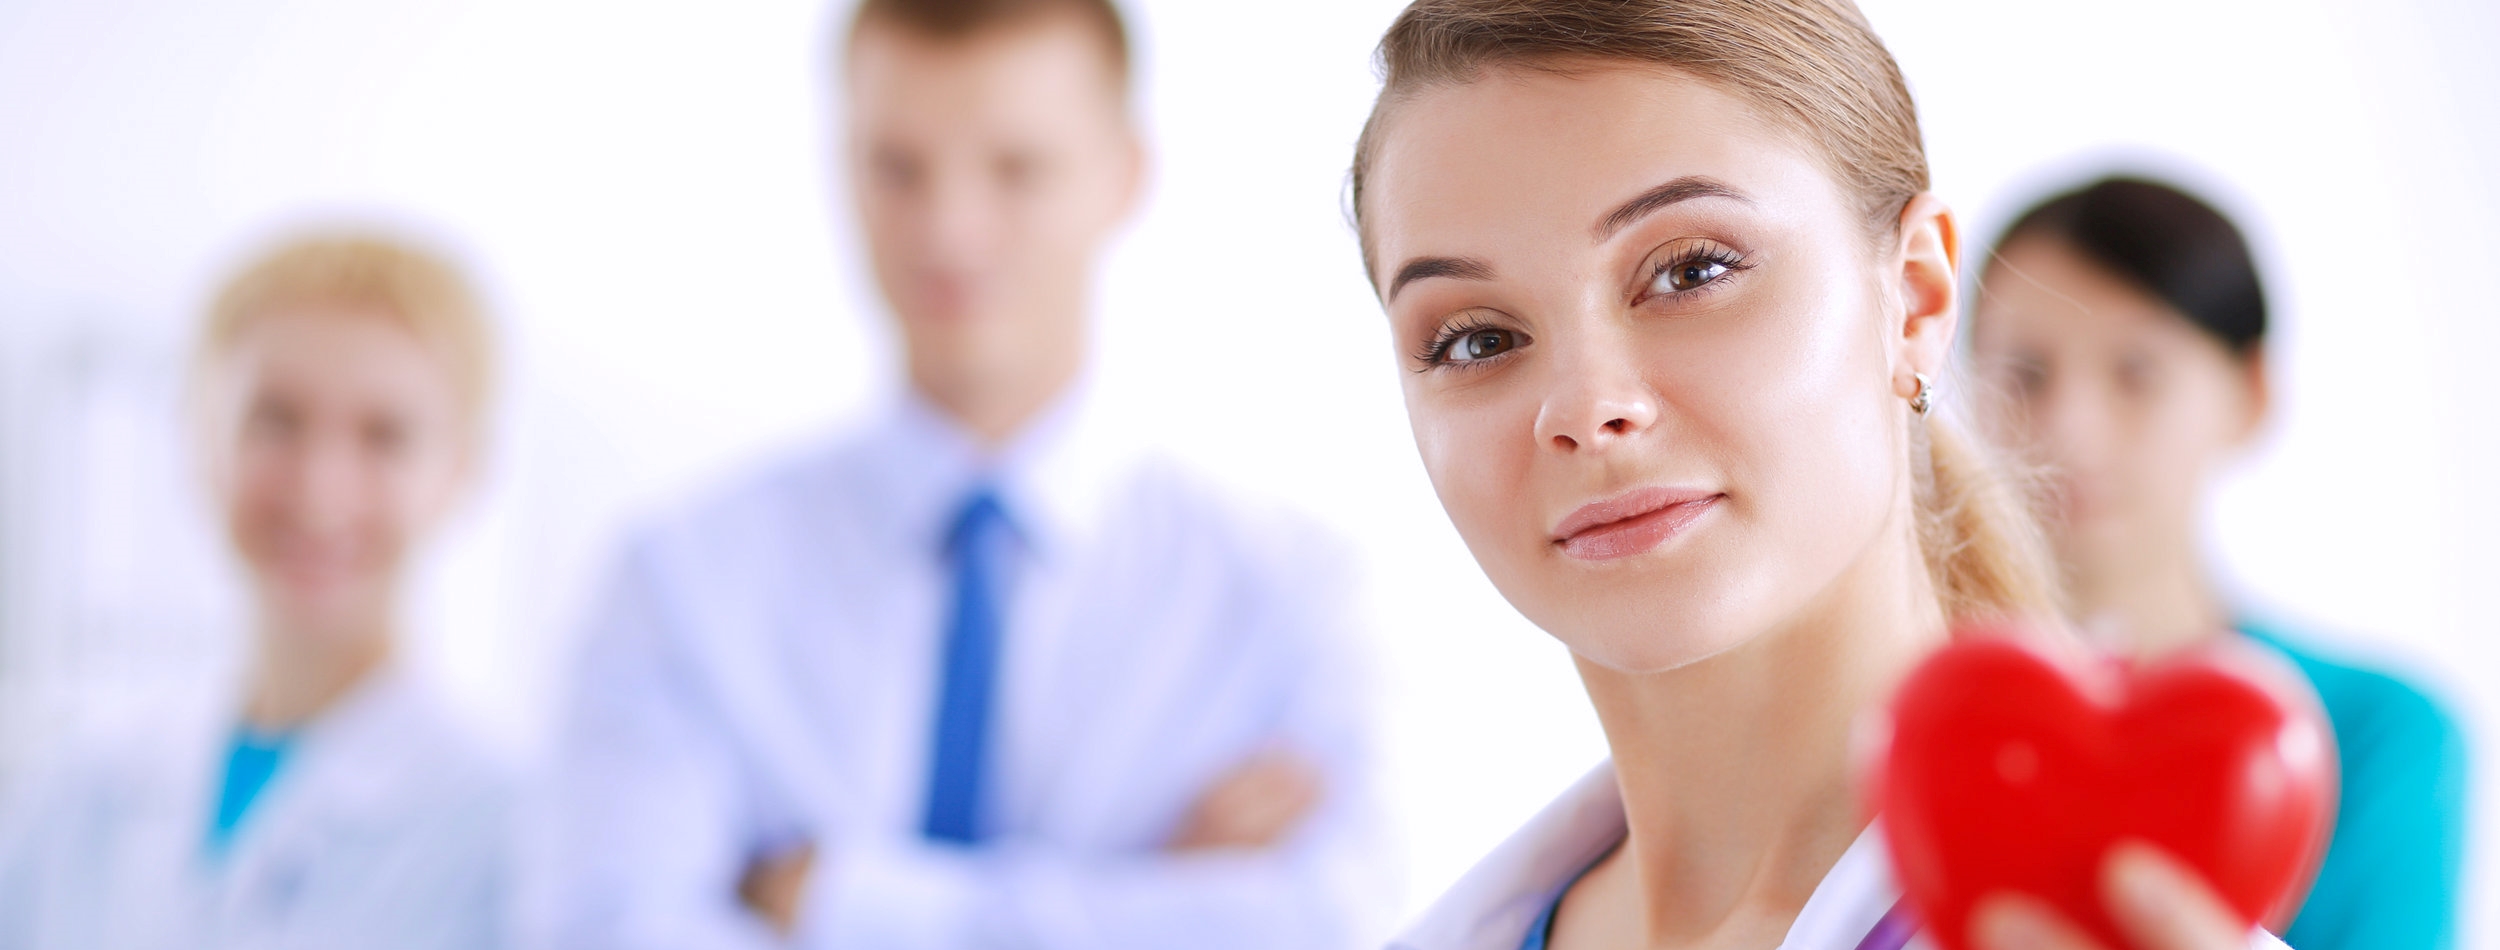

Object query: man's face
[845,15,1138,373]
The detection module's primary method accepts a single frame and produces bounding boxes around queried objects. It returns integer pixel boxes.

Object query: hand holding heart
[1868,632,2336,950]
[1967,841,2257,950]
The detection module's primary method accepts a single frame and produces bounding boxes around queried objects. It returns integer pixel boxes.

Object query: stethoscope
[1856,900,1917,950]
[1529,893,1917,949]
[1530,842,1920,950]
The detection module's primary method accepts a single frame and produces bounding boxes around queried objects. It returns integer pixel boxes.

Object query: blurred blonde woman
[1349,2,2295,948]
[0,231,514,949]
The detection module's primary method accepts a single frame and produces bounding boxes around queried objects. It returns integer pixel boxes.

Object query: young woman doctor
[0,232,514,949]
[1348,2,2295,949]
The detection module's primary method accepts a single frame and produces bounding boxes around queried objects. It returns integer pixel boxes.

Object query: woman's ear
[1891,193,1961,400]
[2233,349,2273,450]
[419,409,490,531]
[1113,128,1151,228]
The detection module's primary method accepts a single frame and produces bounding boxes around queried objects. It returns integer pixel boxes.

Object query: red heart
[1868,631,2336,950]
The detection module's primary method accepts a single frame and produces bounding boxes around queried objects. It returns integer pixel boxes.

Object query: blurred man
[533,1,1390,947]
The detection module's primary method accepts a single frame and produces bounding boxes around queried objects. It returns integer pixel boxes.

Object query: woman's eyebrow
[1593,176,1752,241]
[1387,255,1495,302]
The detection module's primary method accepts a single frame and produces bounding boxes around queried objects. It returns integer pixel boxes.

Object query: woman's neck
[2067,533,2230,658]
[1572,529,1945,948]
[242,615,393,732]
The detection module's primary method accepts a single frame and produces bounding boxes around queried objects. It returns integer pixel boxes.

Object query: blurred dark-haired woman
[1971,176,2468,950]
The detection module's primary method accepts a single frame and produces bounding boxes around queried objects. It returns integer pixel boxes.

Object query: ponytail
[1913,415,2062,623]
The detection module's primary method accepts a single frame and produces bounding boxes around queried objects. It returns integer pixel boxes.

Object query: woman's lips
[1552,487,1723,561]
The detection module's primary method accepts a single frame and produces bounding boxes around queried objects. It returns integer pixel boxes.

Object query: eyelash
[1409,243,1750,373]
[1413,313,1513,372]
[1640,243,1752,303]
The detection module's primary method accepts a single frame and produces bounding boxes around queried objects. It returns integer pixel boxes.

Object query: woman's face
[1971,235,2263,579]
[200,308,472,640]
[1364,66,1954,674]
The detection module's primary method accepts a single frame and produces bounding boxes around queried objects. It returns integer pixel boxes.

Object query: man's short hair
[847,0,1132,91]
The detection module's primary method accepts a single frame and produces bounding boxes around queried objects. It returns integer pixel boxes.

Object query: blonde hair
[199,230,497,427]
[1350,0,2060,621]
[1913,411,2061,620]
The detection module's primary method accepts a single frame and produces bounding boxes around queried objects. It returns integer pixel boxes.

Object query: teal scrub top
[208,725,295,853]
[2243,620,2469,950]
[1520,848,1606,950]
[1521,896,1557,950]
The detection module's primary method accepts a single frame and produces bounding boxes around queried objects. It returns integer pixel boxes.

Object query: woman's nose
[276,434,373,534]
[1532,342,1659,453]
[2035,375,2115,467]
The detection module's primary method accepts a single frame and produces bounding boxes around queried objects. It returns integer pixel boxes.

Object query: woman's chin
[257,582,388,643]
[1559,621,1754,677]
[1518,574,1764,676]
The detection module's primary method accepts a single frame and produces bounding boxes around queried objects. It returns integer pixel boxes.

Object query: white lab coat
[0,667,514,950]
[1392,762,2291,950]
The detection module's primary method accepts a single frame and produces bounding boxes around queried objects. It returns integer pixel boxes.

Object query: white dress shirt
[534,386,1392,950]
[1392,762,2290,950]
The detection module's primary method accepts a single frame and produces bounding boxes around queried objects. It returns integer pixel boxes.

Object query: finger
[1228,788,1312,842]
[1169,800,1229,848]
[1170,751,1325,851]
[785,844,817,884]
[1218,766,1298,810]
[1271,759,1325,802]
[1245,760,1324,819]
[1237,760,1318,805]
[1236,766,1324,832]
[1969,893,2108,950]
[1192,791,1310,849]
[1200,761,1277,811]
[736,854,783,903]
[1204,759,1314,824]
[1267,772,1323,825]
[2101,842,2248,950]
[1167,802,1240,851]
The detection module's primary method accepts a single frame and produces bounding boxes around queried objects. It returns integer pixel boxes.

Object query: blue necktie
[923,489,1010,844]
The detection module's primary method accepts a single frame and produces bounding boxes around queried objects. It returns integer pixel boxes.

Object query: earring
[1909,372,1934,417]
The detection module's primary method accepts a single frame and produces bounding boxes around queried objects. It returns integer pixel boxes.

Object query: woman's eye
[2012,360,2049,397]
[1443,328,1516,362]
[2114,351,2160,397]
[245,401,302,443]
[1654,257,1732,293]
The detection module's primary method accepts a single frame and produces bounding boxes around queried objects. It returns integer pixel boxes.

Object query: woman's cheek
[1413,394,1534,566]
[1416,409,1487,520]
[1705,282,1899,569]
[225,450,292,558]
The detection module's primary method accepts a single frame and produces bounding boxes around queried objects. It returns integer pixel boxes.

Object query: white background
[0,0,2492,940]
